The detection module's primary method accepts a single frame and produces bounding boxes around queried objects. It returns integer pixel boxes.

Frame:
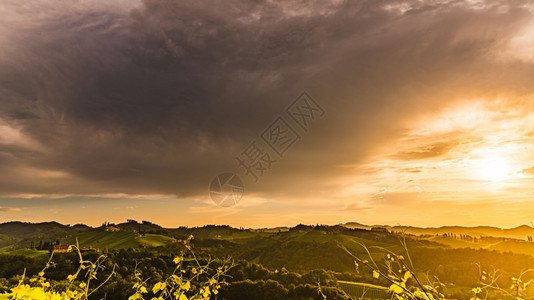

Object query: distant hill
[2,220,534,258]
[384,224,534,240]
[0,221,91,251]
[116,219,164,233]
[4,220,534,298]
[341,222,372,230]
[340,222,534,240]
[0,221,88,238]
[0,221,265,251]
[4,221,534,299]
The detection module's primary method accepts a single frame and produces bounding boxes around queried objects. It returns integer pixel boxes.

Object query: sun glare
[473,155,511,182]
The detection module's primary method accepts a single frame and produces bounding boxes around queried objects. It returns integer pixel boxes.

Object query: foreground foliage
[0,236,233,300]
[3,224,534,299]
[346,236,534,300]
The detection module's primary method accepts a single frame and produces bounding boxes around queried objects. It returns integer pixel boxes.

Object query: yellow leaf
[403,271,412,281]
[372,270,380,279]
[152,282,162,294]
[202,287,210,297]
[389,283,404,294]
[181,281,191,291]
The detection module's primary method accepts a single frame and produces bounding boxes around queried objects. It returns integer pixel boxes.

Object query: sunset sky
[1,0,534,228]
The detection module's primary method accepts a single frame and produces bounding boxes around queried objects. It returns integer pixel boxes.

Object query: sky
[1,0,534,228]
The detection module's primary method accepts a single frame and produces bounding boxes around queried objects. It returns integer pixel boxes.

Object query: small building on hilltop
[54,245,72,253]
[105,226,120,232]
[80,247,100,253]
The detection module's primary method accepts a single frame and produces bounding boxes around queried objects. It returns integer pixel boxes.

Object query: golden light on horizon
[328,96,534,227]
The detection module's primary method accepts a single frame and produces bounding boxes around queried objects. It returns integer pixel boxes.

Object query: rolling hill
[2,220,534,259]
[3,220,534,298]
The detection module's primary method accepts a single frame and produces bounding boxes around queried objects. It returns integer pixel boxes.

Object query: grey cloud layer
[0,0,533,199]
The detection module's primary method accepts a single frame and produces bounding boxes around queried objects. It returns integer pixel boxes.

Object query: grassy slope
[62,229,174,249]
[0,249,49,259]
[64,229,139,249]
[137,234,175,247]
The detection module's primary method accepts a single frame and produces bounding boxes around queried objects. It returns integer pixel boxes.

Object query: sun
[473,155,511,182]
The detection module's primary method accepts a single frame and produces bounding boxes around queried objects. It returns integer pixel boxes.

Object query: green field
[62,230,176,249]
[0,249,49,259]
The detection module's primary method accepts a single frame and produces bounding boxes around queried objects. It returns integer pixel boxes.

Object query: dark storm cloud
[1,0,534,199]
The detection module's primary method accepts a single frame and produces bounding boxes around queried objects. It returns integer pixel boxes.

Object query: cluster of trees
[29,239,59,251]
[5,243,531,299]
[409,246,534,288]
[0,247,354,299]
[442,232,478,241]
